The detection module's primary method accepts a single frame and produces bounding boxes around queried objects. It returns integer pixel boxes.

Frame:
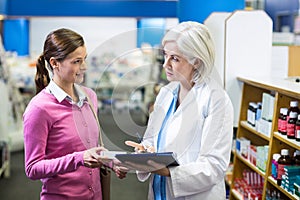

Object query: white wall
[29,17,179,58]
[30,17,137,57]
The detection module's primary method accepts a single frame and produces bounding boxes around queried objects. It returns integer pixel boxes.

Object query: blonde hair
[162,21,215,84]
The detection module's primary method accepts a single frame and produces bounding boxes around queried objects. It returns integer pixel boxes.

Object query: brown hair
[35,28,85,94]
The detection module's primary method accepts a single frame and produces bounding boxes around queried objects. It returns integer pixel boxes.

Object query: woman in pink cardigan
[23,28,126,200]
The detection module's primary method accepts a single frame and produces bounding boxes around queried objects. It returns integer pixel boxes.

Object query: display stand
[204,10,273,127]
[0,38,11,178]
[230,76,300,200]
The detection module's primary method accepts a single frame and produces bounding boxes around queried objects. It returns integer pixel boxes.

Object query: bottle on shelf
[265,189,271,200]
[247,102,257,126]
[278,108,288,135]
[287,111,297,139]
[287,100,300,121]
[271,153,281,180]
[293,150,300,166]
[277,149,292,186]
[256,102,262,121]
[296,115,300,141]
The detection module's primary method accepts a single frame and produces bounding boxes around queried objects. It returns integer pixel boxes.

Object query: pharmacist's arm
[169,95,234,197]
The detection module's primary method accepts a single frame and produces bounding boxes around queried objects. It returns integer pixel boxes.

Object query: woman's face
[163,42,194,85]
[54,46,87,84]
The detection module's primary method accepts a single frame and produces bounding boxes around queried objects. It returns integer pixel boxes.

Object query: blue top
[153,85,179,200]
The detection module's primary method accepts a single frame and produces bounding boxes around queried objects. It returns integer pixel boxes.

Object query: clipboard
[115,152,179,167]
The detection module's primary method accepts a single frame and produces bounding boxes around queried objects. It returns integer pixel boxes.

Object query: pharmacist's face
[163,42,194,84]
[54,46,87,84]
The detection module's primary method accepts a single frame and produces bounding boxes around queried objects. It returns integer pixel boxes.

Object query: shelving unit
[229,76,300,200]
[204,10,272,127]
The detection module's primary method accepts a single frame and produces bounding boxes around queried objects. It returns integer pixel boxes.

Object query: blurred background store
[0,0,300,199]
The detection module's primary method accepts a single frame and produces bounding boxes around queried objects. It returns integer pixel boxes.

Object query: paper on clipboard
[115,152,179,167]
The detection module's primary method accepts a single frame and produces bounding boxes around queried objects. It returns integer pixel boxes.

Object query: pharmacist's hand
[118,159,167,174]
[83,147,107,168]
[125,141,155,153]
[149,160,170,177]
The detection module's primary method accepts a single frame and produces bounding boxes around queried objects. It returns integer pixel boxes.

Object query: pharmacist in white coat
[123,21,234,200]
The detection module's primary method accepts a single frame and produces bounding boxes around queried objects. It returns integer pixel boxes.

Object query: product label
[296,129,300,140]
[247,109,256,126]
[278,119,283,132]
[281,120,287,132]
[277,164,286,179]
[287,123,295,137]
[271,161,278,179]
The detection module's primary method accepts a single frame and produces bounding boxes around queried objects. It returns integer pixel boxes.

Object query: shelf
[231,77,300,200]
[236,153,266,178]
[240,121,270,141]
[273,132,300,150]
[231,189,243,200]
[268,176,299,200]
[237,76,300,99]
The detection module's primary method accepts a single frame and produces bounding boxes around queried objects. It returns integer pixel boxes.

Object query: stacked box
[249,145,257,166]
[256,145,269,172]
[233,170,263,200]
[295,176,300,197]
[282,166,300,194]
[236,137,251,159]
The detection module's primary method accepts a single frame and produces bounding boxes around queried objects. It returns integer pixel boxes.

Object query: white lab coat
[137,78,234,200]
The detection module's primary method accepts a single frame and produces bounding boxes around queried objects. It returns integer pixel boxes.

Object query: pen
[136,132,143,143]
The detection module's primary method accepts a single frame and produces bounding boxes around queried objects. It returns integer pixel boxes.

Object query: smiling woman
[34,28,86,94]
[23,28,127,200]
[49,45,87,96]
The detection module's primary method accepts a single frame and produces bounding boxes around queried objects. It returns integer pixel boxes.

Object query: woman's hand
[112,159,128,179]
[83,147,108,168]
[123,141,170,176]
[125,141,155,153]
[113,165,128,179]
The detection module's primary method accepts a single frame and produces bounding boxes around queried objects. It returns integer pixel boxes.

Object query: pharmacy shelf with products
[0,50,10,179]
[0,36,32,178]
[229,76,300,200]
[85,45,161,121]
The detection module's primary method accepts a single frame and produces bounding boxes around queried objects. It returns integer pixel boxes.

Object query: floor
[0,109,149,200]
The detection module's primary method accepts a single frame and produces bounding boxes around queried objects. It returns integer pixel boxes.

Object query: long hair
[35,28,84,94]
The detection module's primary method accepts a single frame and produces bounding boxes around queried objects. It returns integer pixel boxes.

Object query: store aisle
[0,110,149,200]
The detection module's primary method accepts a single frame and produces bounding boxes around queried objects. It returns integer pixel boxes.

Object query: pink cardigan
[23,87,102,200]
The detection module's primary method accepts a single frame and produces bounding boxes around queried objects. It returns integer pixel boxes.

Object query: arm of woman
[169,90,234,197]
[23,105,104,180]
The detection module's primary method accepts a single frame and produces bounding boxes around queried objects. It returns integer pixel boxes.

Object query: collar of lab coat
[162,80,207,116]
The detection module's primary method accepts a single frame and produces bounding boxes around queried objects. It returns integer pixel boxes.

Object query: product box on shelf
[261,93,275,122]
[236,137,251,159]
[295,180,300,197]
[249,145,257,166]
[255,118,272,137]
[256,145,269,172]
